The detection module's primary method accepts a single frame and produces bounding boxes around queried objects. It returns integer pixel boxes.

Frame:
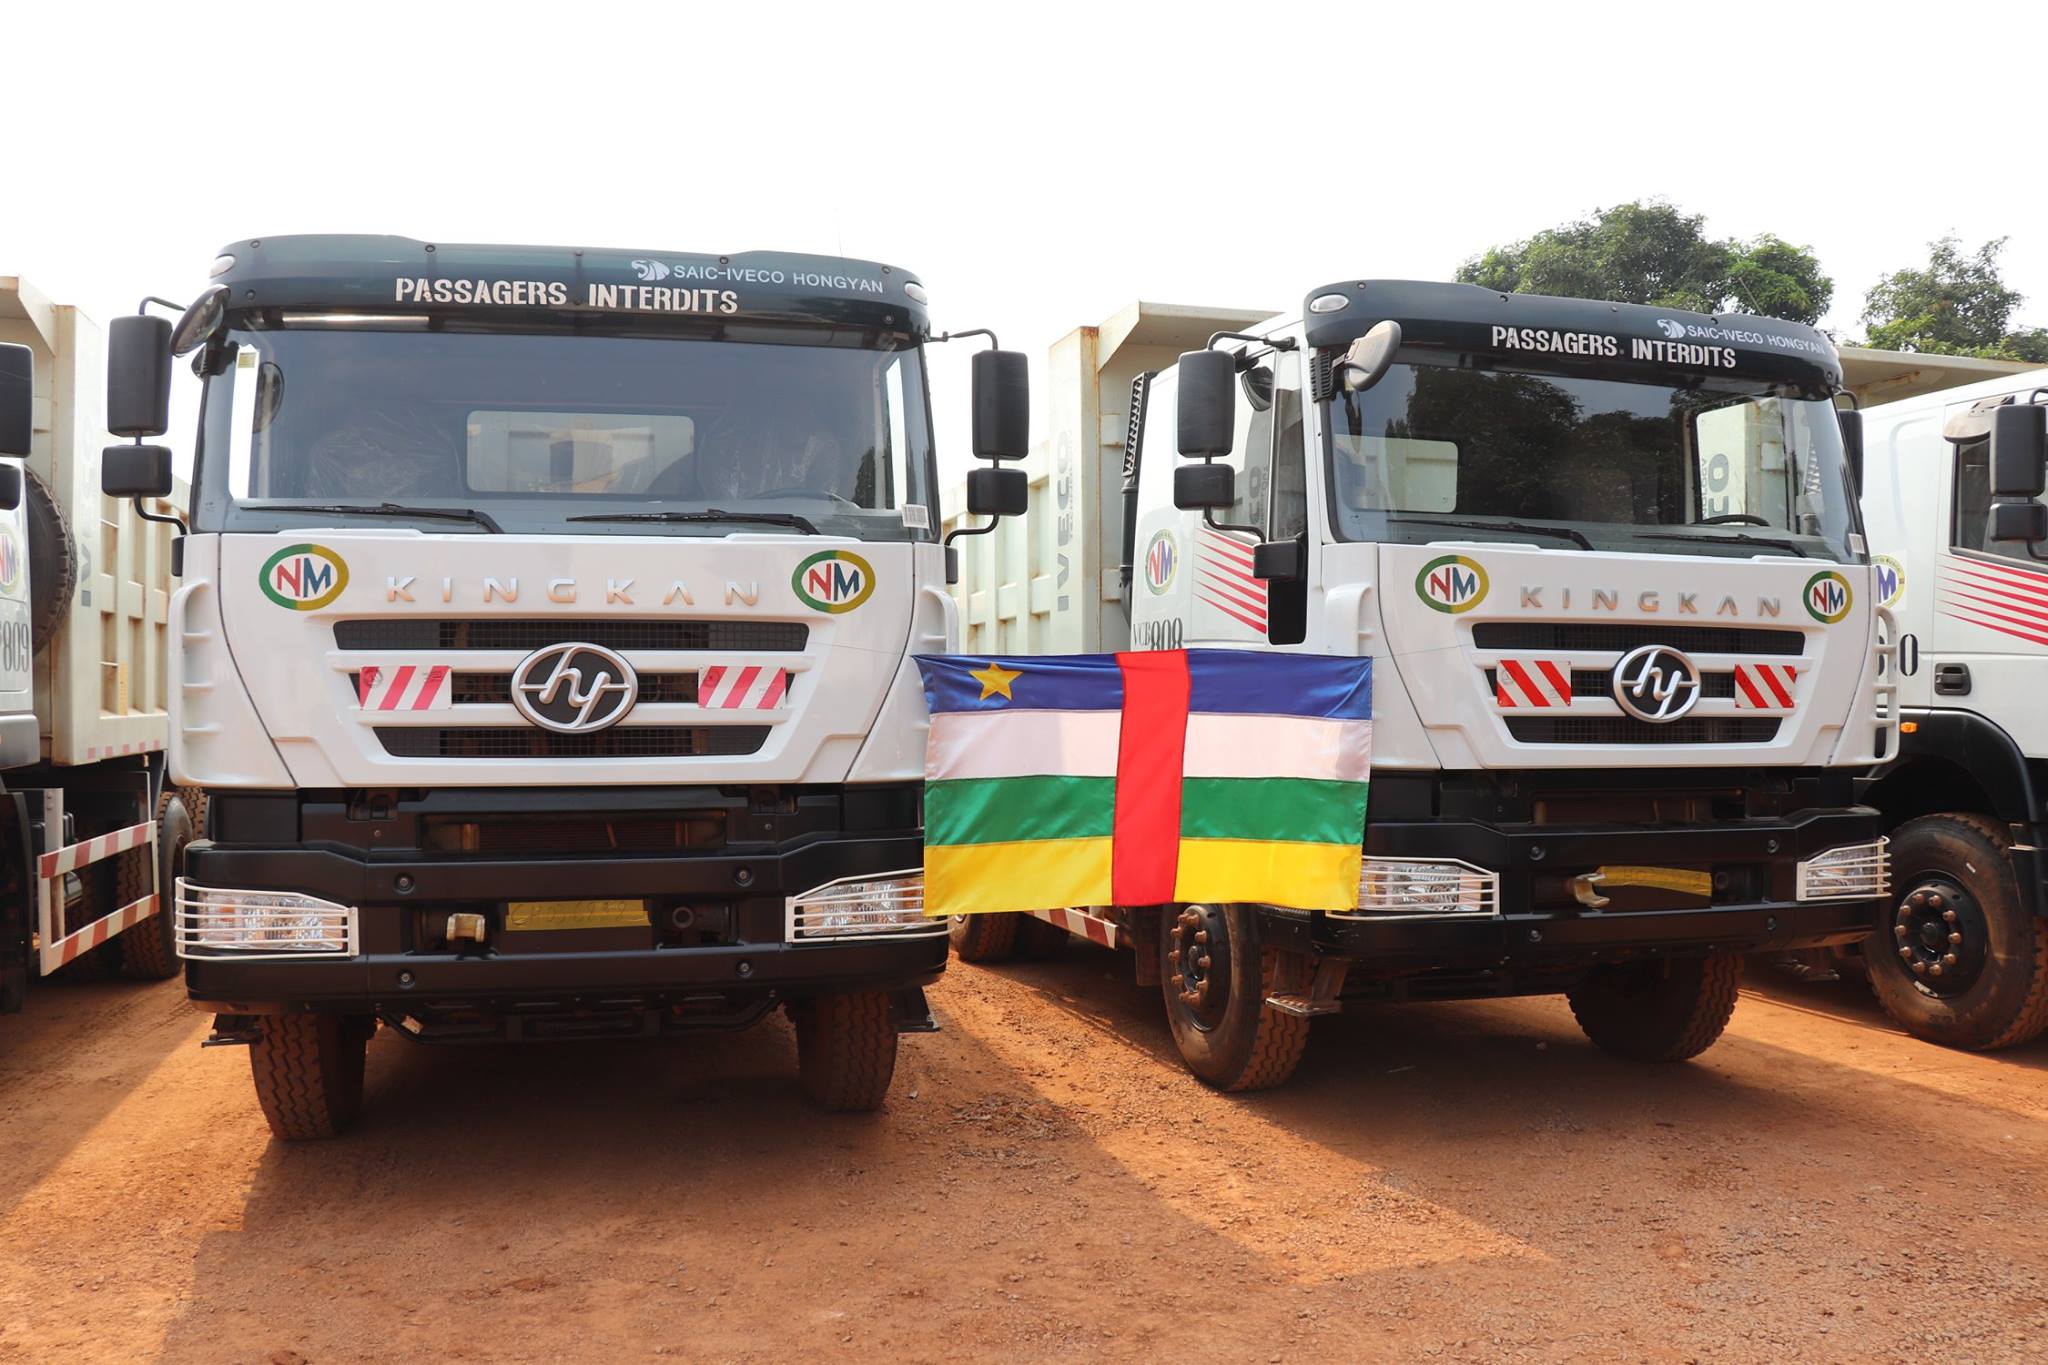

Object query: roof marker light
[1309,292,1350,314]
[209,255,237,278]
[903,281,928,304]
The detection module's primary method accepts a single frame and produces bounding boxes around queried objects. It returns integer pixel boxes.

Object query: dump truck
[1856,368,2048,1049]
[947,284,1894,1090]
[102,237,1027,1136]
[0,280,194,1011]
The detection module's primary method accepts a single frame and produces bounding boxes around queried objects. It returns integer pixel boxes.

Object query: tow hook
[1569,872,1611,909]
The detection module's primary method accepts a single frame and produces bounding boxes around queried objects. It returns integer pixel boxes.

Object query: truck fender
[1863,707,2046,917]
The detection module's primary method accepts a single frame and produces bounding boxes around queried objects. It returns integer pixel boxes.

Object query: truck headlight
[175,880,359,958]
[1336,857,1501,918]
[785,869,939,940]
[1795,839,1891,902]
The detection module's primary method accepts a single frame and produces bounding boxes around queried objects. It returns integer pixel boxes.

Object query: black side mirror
[966,466,1027,518]
[0,342,31,458]
[103,443,174,498]
[1176,350,1235,458]
[0,464,20,512]
[1838,409,1865,493]
[1252,538,1304,582]
[108,315,173,439]
[1173,463,1234,511]
[1989,404,2047,500]
[971,349,1029,460]
[1990,501,2048,544]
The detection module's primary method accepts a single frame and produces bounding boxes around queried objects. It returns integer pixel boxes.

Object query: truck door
[1928,397,2048,738]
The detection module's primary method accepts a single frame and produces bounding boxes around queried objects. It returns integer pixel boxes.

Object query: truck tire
[117,791,196,980]
[23,467,76,647]
[1159,903,1310,1092]
[1868,813,2048,1051]
[949,912,1022,963]
[791,991,898,1111]
[248,1013,370,1140]
[1568,951,1742,1062]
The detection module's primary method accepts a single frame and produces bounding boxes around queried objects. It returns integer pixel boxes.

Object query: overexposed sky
[8,0,2044,479]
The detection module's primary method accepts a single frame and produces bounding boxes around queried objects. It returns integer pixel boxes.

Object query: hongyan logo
[1873,555,1905,609]
[260,544,349,610]
[792,549,875,614]
[1416,554,1489,613]
[0,528,19,594]
[1804,570,1852,624]
[1144,530,1177,594]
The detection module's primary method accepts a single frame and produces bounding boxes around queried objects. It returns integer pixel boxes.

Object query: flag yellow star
[970,661,1022,701]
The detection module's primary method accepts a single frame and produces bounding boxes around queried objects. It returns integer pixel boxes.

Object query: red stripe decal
[1198,593,1267,632]
[359,667,380,706]
[1198,532,1255,566]
[759,669,789,709]
[1196,571,1268,619]
[414,665,449,710]
[380,665,415,711]
[1495,673,1516,707]
[1941,592,2048,636]
[1110,650,1189,905]
[1942,580,2048,623]
[1500,659,1548,708]
[1535,659,1572,698]
[1940,609,2048,647]
[1734,668,1771,709]
[1759,666,1795,709]
[728,666,761,708]
[1198,551,1264,586]
[700,666,724,699]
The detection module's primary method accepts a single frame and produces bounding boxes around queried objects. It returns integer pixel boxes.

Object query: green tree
[1457,201,1833,324]
[1858,237,2048,362]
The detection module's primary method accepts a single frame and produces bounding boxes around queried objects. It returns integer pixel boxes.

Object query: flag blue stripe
[916,654,1125,714]
[1185,650,1372,719]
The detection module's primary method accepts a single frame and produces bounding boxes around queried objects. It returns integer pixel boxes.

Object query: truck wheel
[949,912,1022,963]
[249,1013,370,1140]
[1868,813,2048,1051]
[23,467,76,647]
[791,991,898,1111]
[1159,903,1310,1092]
[1568,951,1742,1062]
[117,792,196,980]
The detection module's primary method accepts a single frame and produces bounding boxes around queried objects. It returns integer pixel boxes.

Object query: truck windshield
[192,327,936,540]
[1323,358,1859,561]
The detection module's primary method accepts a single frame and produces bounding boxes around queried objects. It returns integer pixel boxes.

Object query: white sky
[8,0,2045,482]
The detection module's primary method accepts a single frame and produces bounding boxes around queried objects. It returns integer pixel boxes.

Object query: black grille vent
[450,672,697,705]
[1486,669,1739,700]
[1471,623,1803,656]
[376,726,770,759]
[335,620,808,652]
[1505,716,1779,745]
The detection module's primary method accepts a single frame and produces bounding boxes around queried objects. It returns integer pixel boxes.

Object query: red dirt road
[1,945,2044,1362]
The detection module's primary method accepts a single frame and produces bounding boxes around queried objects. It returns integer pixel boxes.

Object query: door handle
[1934,662,1972,696]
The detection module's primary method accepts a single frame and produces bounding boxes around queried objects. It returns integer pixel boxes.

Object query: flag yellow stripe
[924,838,1114,916]
[1170,839,1362,911]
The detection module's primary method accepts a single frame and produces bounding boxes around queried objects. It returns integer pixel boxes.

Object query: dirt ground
[0,945,2044,1364]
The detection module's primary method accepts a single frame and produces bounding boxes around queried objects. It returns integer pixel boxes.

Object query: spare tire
[24,468,76,647]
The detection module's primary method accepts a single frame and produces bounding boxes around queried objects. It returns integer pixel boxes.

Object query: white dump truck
[0,279,195,1010]
[1857,369,2048,1049]
[102,237,1028,1137]
[948,284,1895,1091]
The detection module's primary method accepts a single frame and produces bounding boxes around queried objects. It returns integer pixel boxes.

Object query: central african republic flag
[913,649,1373,915]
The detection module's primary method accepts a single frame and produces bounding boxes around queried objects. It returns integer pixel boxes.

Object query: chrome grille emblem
[1612,645,1702,723]
[509,642,639,733]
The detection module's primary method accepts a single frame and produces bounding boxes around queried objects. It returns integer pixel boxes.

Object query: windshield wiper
[1385,514,1594,551]
[249,502,503,533]
[1633,529,1807,557]
[565,508,820,535]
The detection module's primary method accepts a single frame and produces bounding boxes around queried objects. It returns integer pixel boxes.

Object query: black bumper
[182,786,943,1018]
[1283,803,1882,977]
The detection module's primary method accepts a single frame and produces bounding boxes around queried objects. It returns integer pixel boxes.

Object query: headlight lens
[1796,839,1891,901]
[785,870,938,940]
[175,880,358,957]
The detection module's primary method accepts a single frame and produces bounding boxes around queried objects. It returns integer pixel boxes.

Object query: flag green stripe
[926,775,1117,846]
[1178,777,1369,844]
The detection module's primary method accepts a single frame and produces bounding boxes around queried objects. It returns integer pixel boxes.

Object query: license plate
[505,899,650,931]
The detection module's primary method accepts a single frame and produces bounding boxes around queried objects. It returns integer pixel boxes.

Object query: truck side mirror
[1338,320,1402,392]
[108,315,173,439]
[966,466,1027,518]
[103,444,174,498]
[1176,350,1235,459]
[1990,502,2048,543]
[1252,538,1304,582]
[971,349,1029,460]
[0,342,31,458]
[1174,462,1234,511]
[1989,404,2046,500]
[1838,408,1864,493]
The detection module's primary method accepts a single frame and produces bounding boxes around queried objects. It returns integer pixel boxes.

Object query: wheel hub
[1891,878,1986,997]
[1167,905,1231,1031]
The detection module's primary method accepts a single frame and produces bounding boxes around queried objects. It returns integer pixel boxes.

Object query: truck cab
[105,236,1025,1136]
[952,283,1893,1091]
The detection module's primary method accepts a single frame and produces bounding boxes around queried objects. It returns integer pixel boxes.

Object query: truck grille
[1471,623,1803,656]
[335,620,808,652]
[1486,668,1739,700]
[1505,716,1779,745]
[376,726,770,759]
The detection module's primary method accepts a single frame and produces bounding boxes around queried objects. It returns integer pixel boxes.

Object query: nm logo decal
[1873,555,1905,609]
[0,528,20,594]
[260,544,349,611]
[1804,570,1852,624]
[792,549,875,614]
[1416,554,1489,614]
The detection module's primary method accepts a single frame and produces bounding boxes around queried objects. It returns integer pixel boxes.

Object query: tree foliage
[1456,201,1833,324]
[1857,237,2048,363]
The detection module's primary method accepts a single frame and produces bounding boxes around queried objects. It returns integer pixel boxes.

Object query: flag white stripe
[926,709,1122,781]
[1182,714,1373,782]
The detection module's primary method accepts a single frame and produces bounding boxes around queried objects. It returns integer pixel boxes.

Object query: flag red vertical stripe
[1109,650,1190,905]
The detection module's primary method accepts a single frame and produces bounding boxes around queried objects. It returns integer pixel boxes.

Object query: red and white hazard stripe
[358,664,451,711]
[1494,658,1572,708]
[39,820,155,880]
[699,665,790,710]
[1028,906,1119,949]
[1733,663,1799,710]
[84,739,166,760]
[45,894,158,969]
